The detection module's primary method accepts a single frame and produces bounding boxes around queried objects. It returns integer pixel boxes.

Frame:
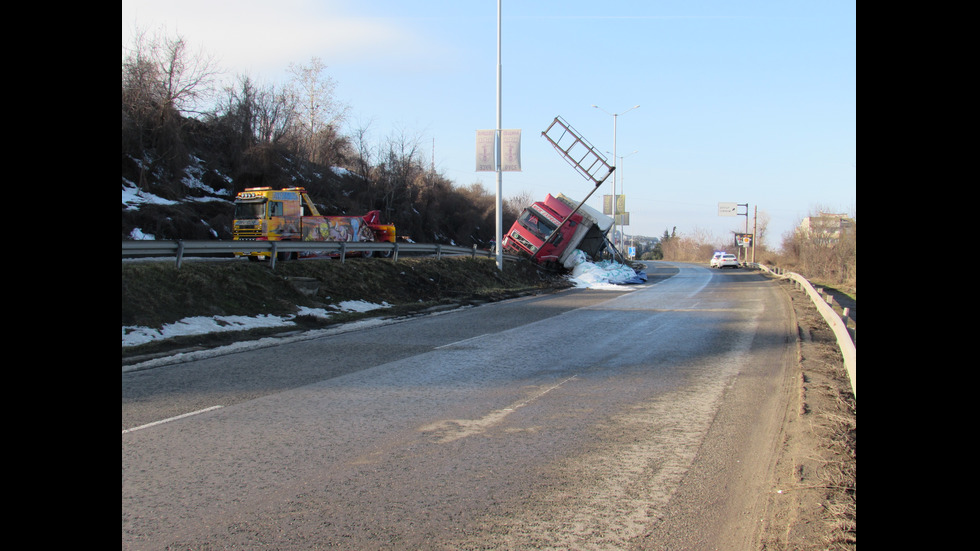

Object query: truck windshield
[234,201,266,219]
[518,210,557,241]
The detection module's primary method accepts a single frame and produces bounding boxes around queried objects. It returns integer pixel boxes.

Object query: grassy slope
[122,256,570,361]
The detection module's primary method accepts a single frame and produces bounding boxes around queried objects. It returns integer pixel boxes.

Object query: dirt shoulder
[758,277,856,549]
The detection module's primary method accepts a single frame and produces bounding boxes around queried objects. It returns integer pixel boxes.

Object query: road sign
[718,202,737,216]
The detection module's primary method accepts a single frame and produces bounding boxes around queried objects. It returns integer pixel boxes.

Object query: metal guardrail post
[175,240,185,270]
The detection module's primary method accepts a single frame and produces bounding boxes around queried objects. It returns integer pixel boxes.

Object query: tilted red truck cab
[502,193,613,270]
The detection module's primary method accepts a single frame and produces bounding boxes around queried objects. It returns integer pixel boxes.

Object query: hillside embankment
[122,256,571,363]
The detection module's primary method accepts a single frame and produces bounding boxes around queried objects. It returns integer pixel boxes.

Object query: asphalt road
[122,262,797,550]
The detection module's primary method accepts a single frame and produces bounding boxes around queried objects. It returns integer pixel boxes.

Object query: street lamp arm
[593,104,641,117]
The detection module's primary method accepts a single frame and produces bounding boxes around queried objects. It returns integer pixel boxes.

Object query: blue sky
[122,0,856,250]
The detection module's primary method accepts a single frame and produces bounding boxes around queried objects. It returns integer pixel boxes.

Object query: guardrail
[752,263,856,397]
[121,239,520,270]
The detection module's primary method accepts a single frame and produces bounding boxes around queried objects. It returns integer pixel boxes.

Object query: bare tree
[660,226,717,262]
[755,210,771,252]
[288,57,349,165]
[373,130,424,218]
[214,74,258,152]
[505,190,535,213]
[122,26,162,125]
[122,25,163,192]
[123,25,221,191]
[217,74,298,147]
[256,83,297,145]
[157,31,220,119]
[780,207,856,286]
[346,122,376,179]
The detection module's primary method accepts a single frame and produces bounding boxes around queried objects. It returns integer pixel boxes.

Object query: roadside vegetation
[122,26,532,249]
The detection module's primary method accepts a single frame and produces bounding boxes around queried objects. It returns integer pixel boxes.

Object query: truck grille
[510,230,537,253]
[234,227,262,239]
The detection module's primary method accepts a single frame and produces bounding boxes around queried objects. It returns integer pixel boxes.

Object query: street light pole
[494,0,503,270]
[619,149,638,251]
[592,104,639,257]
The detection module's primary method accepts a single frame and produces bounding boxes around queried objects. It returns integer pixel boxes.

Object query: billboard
[734,233,753,247]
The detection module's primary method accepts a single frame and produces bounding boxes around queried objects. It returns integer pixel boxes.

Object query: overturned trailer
[502,193,614,271]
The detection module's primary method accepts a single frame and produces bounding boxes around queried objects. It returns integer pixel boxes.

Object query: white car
[716,253,740,269]
[709,252,725,268]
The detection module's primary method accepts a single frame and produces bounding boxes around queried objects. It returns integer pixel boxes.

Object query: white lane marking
[420,375,578,442]
[435,333,491,349]
[122,405,223,434]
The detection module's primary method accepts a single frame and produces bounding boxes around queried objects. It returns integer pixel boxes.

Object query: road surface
[122,262,797,550]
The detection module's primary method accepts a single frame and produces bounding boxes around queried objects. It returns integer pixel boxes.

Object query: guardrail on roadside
[121,240,520,270]
[752,263,856,397]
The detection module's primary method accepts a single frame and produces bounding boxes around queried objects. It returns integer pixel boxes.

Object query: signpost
[721,202,751,262]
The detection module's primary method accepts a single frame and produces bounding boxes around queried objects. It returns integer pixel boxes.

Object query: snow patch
[122,300,393,347]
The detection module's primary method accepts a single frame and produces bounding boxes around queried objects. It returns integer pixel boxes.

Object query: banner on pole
[476,129,522,172]
[500,129,521,171]
[476,130,495,171]
[603,194,625,215]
